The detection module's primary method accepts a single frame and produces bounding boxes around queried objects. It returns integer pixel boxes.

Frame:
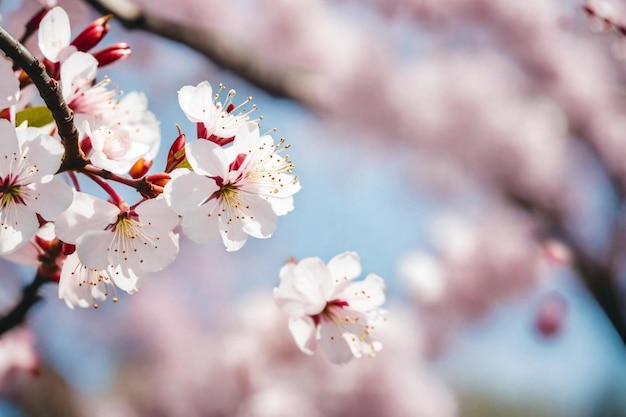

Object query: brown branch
[0,26,87,171]
[512,193,626,344]
[83,0,315,103]
[0,273,49,337]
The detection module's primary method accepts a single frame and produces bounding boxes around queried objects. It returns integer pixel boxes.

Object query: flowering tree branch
[78,0,626,345]
[0,273,49,337]
[83,0,312,102]
[0,26,86,172]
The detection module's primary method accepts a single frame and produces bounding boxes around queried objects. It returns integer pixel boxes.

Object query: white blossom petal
[178,81,214,123]
[60,52,98,101]
[0,57,19,109]
[319,320,355,364]
[0,205,39,255]
[38,7,71,62]
[288,317,317,355]
[179,200,221,244]
[0,120,20,179]
[185,140,230,178]
[54,192,119,243]
[25,177,73,220]
[327,251,362,293]
[164,171,219,215]
[77,230,113,271]
[337,273,386,312]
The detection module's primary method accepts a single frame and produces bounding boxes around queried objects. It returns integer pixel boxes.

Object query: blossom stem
[81,164,162,199]
[81,169,126,207]
[67,171,81,192]
[0,273,49,337]
[0,25,87,171]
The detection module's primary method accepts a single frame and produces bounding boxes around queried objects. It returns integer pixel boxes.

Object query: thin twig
[0,274,49,337]
[82,0,314,102]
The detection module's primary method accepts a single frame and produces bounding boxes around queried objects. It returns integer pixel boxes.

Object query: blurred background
[1,0,626,415]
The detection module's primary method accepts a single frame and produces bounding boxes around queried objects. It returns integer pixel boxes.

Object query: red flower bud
[61,243,76,256]
[92,43,131,68]
[166,132,186,172]
[24,7,50,40]
[71,15,112,52]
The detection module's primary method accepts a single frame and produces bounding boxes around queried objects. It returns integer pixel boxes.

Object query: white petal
[107,264,142,293]
[38,7,71,62]
[0,204,39,255]
[54,192,119,243]
[239,193,277,239]
[135,198,179,235]
[58,253,99,309]
[18,132,64,182]
[0,57,19,109]
[265,194,295,216]
[288,317,317,355]
[1,241,41,265]
[77,230,113,271]
[178,81,214,123]
[327,252,362,297]
[180,200,220,244]
[337,273,386,312]
[231,122,261,154]
[60,52,98,100]
[0,119,20,179]
[164,171,218,215]
[319,321,355,364]
[25,177,73,220]
[274,275,307,317]
[185,140,229,178]
[133,231,179,273]
[291,258,330,315]
[220,222,248,252]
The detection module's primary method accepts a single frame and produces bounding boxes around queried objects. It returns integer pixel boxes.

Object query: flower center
[113,215,139,238]
[312,299,350,326]
[0,177,24,207]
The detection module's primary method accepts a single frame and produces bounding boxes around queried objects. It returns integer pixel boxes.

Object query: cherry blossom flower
[274,252,387,364]
[58,252,141,309]
[178,81,257,145]
[164,122,300,251]
[54,192,180,275]
[0,119,73,255]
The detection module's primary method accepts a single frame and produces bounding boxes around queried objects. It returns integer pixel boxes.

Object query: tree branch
[0,274,49,337]
[0,26,86,171]
[83,0,315,103]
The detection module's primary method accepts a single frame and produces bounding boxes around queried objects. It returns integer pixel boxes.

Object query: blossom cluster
[0,3,391,368]
[0,6,300,310]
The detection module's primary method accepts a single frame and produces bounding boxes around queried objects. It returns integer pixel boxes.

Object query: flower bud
[92,43,131,68]
[24,7,51,39]
[71,15,112,52]
[165,132,186,172]
[535,292,568,338]
[129,158,153,179]
[61,243,76,256]
[146,173,171,187]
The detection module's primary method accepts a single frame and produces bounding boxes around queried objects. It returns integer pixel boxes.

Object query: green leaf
[15,106,54,128]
